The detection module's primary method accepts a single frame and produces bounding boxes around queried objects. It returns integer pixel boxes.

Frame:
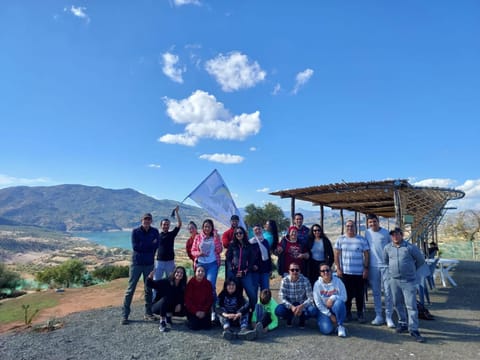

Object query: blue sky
[1,0,479,212]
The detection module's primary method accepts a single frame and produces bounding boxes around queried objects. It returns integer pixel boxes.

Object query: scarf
[249,236,269,261]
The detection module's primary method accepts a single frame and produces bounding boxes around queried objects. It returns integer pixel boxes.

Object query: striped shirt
[335,235,369,275]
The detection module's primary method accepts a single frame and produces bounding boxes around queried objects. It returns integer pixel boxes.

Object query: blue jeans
[198,260,219,305]
[368,266,393,319]
[275,302,317,322]
[153,260,175,299]
[390,278,419,331]
[122,264,154,318]
[317,299,346,334]
[226,270,258,311]
[258,272,270,291]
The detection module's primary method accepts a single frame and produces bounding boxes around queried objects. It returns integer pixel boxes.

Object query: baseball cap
[389,227,403,235]
[142,213,153,220]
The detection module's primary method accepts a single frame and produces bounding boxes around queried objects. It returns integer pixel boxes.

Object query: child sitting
[216,279,258,341]
[252,288,279,336]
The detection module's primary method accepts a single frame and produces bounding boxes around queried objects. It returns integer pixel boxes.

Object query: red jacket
[185,277,213,314]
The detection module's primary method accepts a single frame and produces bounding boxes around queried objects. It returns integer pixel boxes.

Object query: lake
[73,231,132,249]
[73,231,188,251]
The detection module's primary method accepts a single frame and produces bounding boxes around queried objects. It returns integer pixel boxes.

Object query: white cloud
[413,178,456,188]
[159,90,261,146]
[199,153,244,164]
[173,0,201,6]
[148,164,161,169]
[256,187,270,193]
[162,52,185,83]
[292,68,314,94]
[205,52,266,92]
[249,147,256,152]
[65,6,90,23]
[272,83,281,95]
[456,179,480,210]
[0,174,51,188]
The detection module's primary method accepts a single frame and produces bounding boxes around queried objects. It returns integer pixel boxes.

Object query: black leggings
[152,297,185,317]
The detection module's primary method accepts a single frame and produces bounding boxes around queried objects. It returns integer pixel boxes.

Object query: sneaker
[144,314,156,321]
[159,321,168,332]
[121,318,129,325]
[166,316,172,326]
[386,318,396,329]
[222,329,235,340]
[286,318,293,327]
[223,323,230,331]
[396,324,408,333]
[255,322,264,338]
[337,325,347,337]
[357,313,366,323]
[371,316,385,326]
[211,312,217,322]
[237,327,257,341]
[410,330,425,343]
[299,317,306,329]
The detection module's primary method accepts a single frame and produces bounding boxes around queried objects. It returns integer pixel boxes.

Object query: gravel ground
[1,261,480,360]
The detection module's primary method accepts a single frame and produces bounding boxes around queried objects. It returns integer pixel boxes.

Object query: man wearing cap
[384,227,426,343]
[121,212,160,324]
[221,215,240,249]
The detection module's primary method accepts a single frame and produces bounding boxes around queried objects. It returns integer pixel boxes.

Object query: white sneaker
[371,316,385,326]
[337,325,347,337]
[386,318,395,329]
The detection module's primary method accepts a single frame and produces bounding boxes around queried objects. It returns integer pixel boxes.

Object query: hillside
[0,185,209,232]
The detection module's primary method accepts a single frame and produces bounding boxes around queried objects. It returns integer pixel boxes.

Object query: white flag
[186,169,245,228]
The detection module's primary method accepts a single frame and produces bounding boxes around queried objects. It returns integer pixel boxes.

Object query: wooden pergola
[270,179,465,251]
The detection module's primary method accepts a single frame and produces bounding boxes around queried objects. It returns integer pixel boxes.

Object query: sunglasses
[320,269,331,273]
[289,268,300,272]
[235,232,243,235]
[313,229,321,232]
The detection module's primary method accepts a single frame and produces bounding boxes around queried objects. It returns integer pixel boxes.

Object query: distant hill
[0,185,209,231]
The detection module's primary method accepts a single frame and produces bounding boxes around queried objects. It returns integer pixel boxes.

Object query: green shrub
[92,265,129,281]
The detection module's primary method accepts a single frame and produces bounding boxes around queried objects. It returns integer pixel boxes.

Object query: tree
[243,202,290,233]
[445,210,480,259]
[0,263,21,294]
[35,259,86,288]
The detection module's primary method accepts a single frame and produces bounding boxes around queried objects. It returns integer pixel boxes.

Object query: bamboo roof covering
[270,179,465,244]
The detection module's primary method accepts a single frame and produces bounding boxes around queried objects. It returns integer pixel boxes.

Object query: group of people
[121,210,427,343]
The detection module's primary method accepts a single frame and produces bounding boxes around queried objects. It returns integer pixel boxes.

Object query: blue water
[73,231,187,251]
[73,231,132,250]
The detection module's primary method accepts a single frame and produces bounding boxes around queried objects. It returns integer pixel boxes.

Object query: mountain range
[0,185,210,232]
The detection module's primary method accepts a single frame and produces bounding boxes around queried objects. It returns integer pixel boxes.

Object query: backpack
[417,301,434,320]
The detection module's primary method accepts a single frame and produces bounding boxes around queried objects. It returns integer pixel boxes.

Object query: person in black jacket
[146,266,187,332]
[306,224,334,287]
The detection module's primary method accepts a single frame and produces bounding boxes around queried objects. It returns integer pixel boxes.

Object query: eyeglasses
[289,268,300,272]
[320,269,331,273]
[235,232,243,235]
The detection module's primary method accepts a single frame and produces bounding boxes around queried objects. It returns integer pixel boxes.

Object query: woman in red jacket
[185,265,214,330]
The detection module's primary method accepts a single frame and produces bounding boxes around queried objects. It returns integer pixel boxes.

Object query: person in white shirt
[365,214,394,328]
[313,263,347,337]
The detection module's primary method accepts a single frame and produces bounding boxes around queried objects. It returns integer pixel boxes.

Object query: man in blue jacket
[122,213,159,324]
